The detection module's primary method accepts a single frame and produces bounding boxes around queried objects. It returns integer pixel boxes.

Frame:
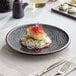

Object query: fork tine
[60,61,72,73]
[53,61,72,76]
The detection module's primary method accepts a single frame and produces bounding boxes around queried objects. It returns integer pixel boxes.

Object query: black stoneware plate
[51,3,76,19]
[6,24,70,55]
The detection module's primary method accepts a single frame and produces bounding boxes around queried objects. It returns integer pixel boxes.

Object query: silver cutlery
[34,59,66,76]
[53,61,72,76]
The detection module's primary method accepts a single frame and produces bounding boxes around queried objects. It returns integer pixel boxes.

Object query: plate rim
[6,24,71,55]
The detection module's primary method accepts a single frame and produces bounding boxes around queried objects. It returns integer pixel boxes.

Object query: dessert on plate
[68,6,76,13]
[59,3,68,11]
[20,24,52,49]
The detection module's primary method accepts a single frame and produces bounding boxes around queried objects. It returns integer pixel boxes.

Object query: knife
[35,59,66,76]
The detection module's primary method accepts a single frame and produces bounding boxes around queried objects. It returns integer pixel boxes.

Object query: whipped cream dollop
[59,3,68,11]
[68,6,76,13]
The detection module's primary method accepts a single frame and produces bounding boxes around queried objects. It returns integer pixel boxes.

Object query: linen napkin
[28,56,76,76]
[0,28,26,76]
[69,56,76,65]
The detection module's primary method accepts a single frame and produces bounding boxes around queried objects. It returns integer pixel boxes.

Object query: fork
[53,61,72,76]
[34,60,66,76]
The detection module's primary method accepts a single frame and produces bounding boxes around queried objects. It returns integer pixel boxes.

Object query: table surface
[0,0,76,76]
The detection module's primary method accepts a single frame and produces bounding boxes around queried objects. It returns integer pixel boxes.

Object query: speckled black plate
[6,24,70,55]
